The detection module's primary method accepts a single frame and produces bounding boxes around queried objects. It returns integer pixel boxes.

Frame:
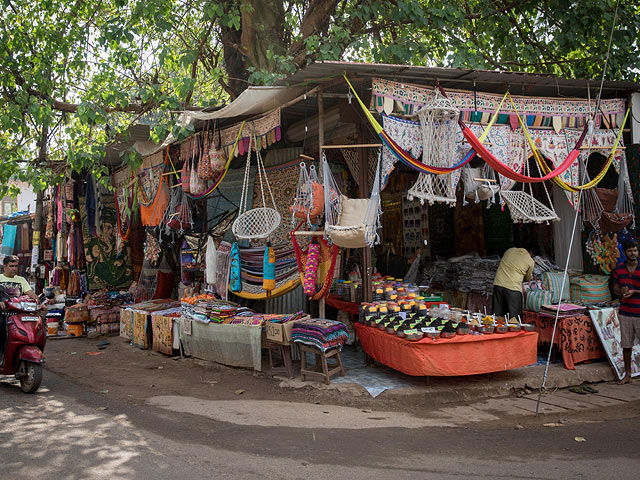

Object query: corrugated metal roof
[276,61,638,99]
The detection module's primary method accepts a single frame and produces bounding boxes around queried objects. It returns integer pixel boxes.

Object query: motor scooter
[0,295,46,393]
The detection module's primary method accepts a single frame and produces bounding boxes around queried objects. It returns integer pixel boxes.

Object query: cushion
[326,224,368,249]
[338,196,369,227]
[291,182,325,219]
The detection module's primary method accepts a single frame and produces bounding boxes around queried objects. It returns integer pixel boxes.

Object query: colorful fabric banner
[220,108,281,158]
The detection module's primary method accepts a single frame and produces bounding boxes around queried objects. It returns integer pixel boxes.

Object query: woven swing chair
[232,135,281,240]
[323,151,382,248]
[406,91,460,206]
[501,154,559,224]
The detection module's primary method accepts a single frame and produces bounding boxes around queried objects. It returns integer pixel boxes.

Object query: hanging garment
[262,242,276,292]
[85,173,97,237]
[291,230,339,300]
[140,177,170,227]
[302,242,320,297]
[206,236,217,285]
[229,242,242,292]
[1,224,17,257]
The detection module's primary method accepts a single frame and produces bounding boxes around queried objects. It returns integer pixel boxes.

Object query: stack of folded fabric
[181,294,240,323]
[224,311,305,327]
[292,318,349,352]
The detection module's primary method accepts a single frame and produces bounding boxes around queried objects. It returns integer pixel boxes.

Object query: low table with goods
[522,310,605,370]
[354,323,538,376]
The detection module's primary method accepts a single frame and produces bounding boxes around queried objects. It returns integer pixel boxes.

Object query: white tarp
[135,85,305,156]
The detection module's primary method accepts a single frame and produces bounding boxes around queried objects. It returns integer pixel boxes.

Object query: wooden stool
[299,344,345,385]
[267,341,295,379]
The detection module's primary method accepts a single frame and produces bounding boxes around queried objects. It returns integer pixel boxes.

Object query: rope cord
[536,0,621,416]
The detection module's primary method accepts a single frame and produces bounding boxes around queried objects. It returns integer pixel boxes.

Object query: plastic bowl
[440,331,456,339]
[508,324,521,332]
[521,323,536,332]
[495,325,508,334]
[480,325,495,334]
[406,332,424,341]
[456,324,471,335]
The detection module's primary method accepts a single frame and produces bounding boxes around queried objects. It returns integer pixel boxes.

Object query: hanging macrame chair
[406,91,460,206]
[462,165,501,206]
[290,161,324,226]
[500,151,559,224]
[323,151,382,248]
[232,134,281,240]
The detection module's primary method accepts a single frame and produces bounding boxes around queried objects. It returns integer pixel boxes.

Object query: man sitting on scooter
[0,255,39,363]
[0,255,39,305]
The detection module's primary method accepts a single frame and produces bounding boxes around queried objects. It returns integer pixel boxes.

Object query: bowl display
[456,323,471,335]
[495,324,508,334]
[507,324,521,332]
[479,325,495,334]
[521,323,535,332]
[405,331,424,341]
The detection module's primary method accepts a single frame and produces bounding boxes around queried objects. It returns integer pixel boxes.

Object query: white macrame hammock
[615,155,635,229]
[232,135,281,240]
[323,151,382,248]
[407,92,459,206]
[501,152,559,224]
[462,165,501,207]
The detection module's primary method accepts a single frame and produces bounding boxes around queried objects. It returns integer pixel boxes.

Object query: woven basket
[232,207,281,240]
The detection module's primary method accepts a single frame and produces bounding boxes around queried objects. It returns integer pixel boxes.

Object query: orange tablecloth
[326,295,360,315]
[523,310,605,370]
[354,323,538,377]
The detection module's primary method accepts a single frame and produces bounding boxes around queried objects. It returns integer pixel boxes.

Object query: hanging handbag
[190,155,208,195]
[181,158,191,193]
[197,121,217,180]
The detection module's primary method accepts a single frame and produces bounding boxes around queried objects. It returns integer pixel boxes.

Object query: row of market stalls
[17,61,640,384]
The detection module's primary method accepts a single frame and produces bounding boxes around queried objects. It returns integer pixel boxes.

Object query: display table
[178,317,262,371]
[523,310,605,370]
[354,323,538,377]
[326,295,360,315]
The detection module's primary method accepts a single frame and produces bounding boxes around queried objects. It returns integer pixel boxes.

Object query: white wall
[1,181,36,215]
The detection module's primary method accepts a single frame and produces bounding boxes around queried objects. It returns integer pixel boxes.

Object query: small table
[523,310,605,370]
[298,344,345,384]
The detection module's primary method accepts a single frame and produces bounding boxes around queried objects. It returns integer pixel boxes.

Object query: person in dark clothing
[612,240,640,384]
[374,244,420,279]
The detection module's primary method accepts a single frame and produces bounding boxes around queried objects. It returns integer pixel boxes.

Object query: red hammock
[436,84,590,183]
[290,223,339,300]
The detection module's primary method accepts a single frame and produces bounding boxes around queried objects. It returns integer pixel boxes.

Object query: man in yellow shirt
[492,247,534,318]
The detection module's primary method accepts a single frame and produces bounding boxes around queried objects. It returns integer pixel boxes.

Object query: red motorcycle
[0,295,46,393]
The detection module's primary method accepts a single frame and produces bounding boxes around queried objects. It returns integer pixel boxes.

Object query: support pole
[318,91,326,318]
[357,125,373,303]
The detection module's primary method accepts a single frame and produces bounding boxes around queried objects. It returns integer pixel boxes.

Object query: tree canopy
[1,0,637,195]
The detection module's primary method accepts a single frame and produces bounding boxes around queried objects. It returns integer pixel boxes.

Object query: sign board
[589,307,640,380]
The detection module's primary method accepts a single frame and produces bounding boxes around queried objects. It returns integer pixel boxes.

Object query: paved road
[1,370,639,479]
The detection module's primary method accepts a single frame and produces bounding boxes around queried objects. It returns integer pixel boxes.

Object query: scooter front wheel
[20,362,42,394]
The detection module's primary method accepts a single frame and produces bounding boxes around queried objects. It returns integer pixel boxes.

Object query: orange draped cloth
[354,323,538,376]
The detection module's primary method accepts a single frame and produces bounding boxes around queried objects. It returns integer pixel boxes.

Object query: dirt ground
[42,334,640,429]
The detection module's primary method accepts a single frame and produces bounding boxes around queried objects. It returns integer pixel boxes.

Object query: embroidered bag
[197,122,216,180]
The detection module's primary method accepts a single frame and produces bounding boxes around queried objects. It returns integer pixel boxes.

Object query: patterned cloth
[151,314,176,355]
[82,203,133,290]
[251,159,299,245]
[523,310,605,369]
[372,78,626,122]
[292,318,349,352]
[528,128,626,206]
[220,108,281,158]
[119,309,133,340]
